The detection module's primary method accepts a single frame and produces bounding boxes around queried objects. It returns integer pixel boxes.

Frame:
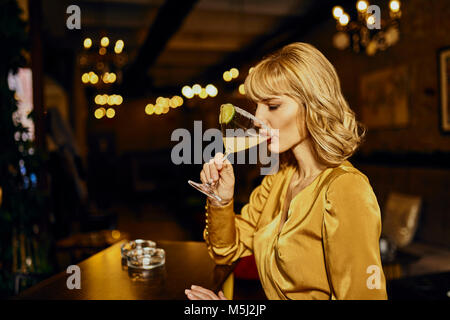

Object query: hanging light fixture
[331,1,402,56]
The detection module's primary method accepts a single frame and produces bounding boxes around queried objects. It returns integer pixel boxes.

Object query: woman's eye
[268,105,280,110]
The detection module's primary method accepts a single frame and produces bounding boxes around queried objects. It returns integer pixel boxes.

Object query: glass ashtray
[126,247,165,270]
[121,239,156,259]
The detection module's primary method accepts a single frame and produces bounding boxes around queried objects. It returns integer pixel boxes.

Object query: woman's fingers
[200,170,207,184]
[214,153,224,170]
[203,163,212,184]
[208,159,219,182]
[190,285,219,299]
[185,291,202,300]
[218,291,227,300]
[185,285,220,300]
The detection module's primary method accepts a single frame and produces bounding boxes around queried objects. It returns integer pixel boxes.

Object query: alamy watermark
[66,5,81,30]
[366,265,381,289]
[66,265,81,289]
[367,5,381,30]
[171,121,279,175]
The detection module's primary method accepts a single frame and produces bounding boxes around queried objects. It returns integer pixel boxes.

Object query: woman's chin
[268,142,281,154]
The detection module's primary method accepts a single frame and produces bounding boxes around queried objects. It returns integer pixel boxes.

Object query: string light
[107,95,115,106]
[389,0,401,12]
[199,88,208,99]
[339,13,350,26]
[332,6,344,19]
[89,72,99,84]
[182,86,194,98]
[101,37,109,47]
[94,107,106,119]
[238,84,245,95]
[102,73,109,83]
[83,38,92,49]
[223,71,232,82]
[356,1,368,12]
[156,97,169,108]
[367,15,376,26]
[205,84,218,97]
[230,68,239,79]
[175,96,183,107]
[192,84,202,95]
[145,104,155,115]
[81,73,89,83]
[154,104,163,115]
[106,108,115,118]
[114,40,124,54]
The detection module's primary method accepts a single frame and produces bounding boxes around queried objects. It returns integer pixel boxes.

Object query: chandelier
[331,1,402,56]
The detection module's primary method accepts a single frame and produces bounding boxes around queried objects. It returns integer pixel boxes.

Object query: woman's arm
[322,172,388,300]
[204,173,274,265]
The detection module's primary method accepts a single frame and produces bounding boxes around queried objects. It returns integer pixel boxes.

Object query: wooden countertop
[16,240,235,300]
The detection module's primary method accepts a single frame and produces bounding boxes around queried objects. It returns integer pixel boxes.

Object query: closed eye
[268,105,280,110]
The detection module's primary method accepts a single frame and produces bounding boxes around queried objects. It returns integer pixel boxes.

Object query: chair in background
[380,192,422,279]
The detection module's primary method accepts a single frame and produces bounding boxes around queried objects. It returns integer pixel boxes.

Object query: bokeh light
[238,84,245,95]
[205,84,218,97]
[83,38,92,49]
[106,108,115,118]
[230,68,239,79]
[192,84,201,95]
[101,36,109,47]
[332,6,344,19]
[81,73,89,83]
[94,107,106,119]
[199,88,208,99]
[390,0,401,12]
[145,104,155,115]
[223,71,232,82]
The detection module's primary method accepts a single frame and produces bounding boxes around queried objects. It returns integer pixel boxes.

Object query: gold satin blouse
[203,160,387,300]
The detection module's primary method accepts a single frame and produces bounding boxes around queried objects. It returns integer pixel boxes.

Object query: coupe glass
[188,103,271,202]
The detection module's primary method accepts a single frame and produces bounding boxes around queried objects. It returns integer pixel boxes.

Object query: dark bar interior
[1,0,449,304]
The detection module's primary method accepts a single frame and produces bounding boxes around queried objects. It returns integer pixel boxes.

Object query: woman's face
[254,95,308,153]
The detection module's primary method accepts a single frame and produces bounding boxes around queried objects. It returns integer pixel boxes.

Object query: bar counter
[16,240,235,300]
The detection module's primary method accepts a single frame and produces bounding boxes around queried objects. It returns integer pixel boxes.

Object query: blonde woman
[185,42,387,300]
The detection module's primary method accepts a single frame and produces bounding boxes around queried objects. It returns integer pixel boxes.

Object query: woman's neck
[290,138,327,180]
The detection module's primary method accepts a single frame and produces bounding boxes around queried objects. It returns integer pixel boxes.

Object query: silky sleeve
[322,172,388,300]
[204,173,274,265]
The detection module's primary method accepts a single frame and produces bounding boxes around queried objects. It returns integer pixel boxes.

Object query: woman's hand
[185,285,228,300]
[200,153,234,206]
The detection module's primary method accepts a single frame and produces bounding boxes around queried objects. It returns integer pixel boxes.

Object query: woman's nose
[255,104,269,127]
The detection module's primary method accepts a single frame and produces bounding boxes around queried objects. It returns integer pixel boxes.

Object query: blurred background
[1,0,449,299]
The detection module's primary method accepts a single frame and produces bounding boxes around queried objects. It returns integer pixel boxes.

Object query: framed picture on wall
[439,47,450,132]
[360,65,409,129]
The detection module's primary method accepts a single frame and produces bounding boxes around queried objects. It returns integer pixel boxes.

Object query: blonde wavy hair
[244,42,366,168]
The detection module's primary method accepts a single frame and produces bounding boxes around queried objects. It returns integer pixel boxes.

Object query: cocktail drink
[188,103,272,202]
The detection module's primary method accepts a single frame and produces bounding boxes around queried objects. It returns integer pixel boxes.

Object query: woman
[185,42,387,300]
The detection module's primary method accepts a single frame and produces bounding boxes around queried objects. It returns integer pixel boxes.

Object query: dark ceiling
[41,0,350,97]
